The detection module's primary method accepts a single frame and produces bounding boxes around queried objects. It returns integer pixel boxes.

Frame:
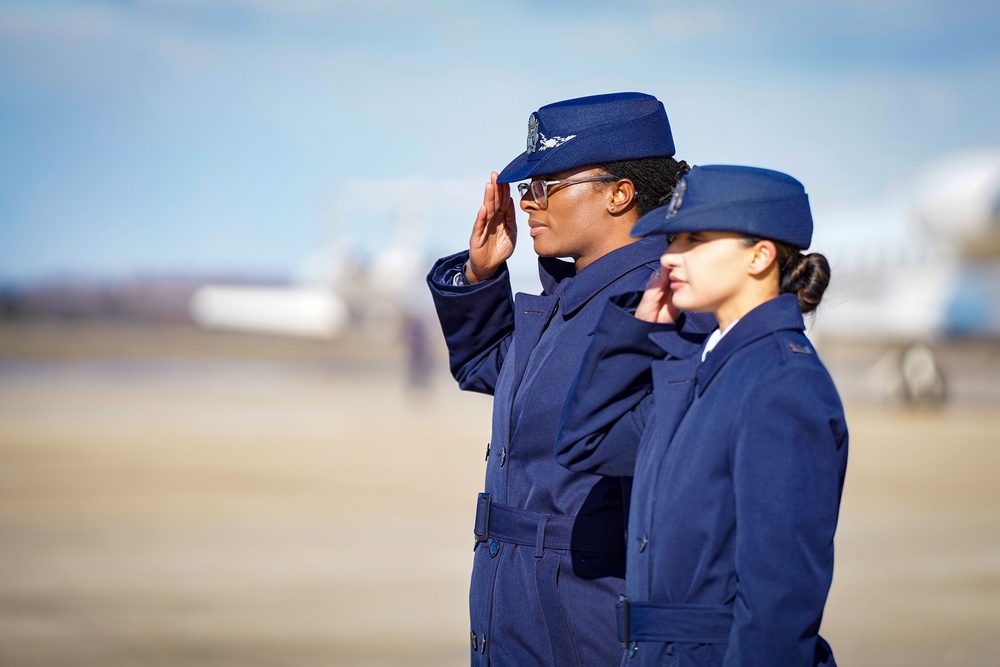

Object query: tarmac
[1,320,999,666]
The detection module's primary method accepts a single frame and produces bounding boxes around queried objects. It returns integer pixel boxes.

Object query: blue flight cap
[496,92,675,184]
[630,165,814,249]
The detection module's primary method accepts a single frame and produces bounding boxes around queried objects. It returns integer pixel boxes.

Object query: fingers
[504,197,517,239]
[472,203,488,237]
[494,173,512,214]
[635,287,663,322]
[481,176,493,210]
[645,266,668,290]
[635,267,676,323]
[482,172,508,220]
[653,292,678,323]
[471,170,515,247]
[490,172,502,213]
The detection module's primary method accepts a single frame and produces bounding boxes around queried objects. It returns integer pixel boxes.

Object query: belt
[617,596,733,645]
[473,493,625,556]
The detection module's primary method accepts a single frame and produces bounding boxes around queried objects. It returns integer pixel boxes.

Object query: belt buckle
[474,493,492,543]
[619,595,630,647]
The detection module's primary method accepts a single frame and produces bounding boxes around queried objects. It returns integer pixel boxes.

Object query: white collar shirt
[701,318,741,362]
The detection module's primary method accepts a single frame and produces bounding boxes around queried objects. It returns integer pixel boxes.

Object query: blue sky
[1,0,998,283]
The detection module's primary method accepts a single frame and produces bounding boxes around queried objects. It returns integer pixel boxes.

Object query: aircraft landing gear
[900,343,946,406]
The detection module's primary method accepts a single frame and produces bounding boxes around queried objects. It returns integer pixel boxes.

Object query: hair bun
[780,252,830,313]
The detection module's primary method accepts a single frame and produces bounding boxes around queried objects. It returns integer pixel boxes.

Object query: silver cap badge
[665,178,686,216]
[526,113,539,154]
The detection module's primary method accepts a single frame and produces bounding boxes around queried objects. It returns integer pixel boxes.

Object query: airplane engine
[913,149,1000,258]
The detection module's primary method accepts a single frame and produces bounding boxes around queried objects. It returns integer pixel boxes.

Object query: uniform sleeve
[724,364,849,666]
[426,250,516,396]
[556,293,681,477]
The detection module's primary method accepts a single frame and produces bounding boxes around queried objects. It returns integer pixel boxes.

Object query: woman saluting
[427,94,711,666]
[557,165,847,666]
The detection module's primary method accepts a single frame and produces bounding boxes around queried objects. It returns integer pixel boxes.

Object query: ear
[607,179,635,214]
[747,239,778,276]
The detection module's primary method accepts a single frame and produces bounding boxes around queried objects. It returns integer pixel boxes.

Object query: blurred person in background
[402,311,433,391]
[557,166,848,666]
[426,92,712,666]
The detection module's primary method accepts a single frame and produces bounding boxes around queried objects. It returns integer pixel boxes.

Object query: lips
[528,220,546,237]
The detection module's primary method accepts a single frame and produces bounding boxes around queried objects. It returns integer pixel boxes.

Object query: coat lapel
[510,293,559,394]
[649,356,700,445]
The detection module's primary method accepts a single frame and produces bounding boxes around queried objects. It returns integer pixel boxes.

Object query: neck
[714,280,780,332]
[573,214,639,272]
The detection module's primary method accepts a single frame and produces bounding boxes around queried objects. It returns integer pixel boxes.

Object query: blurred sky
[1,0,998,284]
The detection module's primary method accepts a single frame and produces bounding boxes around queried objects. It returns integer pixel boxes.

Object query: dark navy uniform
[429,236,676,666]
[558,293,847,666]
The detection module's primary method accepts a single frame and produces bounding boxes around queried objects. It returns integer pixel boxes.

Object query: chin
[531,237,560,258]
[670,295,706,313]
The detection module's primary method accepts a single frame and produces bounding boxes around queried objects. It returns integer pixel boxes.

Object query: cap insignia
[537,132,576,151]
[664,177,686,216]
[526,114,539,154]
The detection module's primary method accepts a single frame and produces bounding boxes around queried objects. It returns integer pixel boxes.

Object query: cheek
[557,189,605,223]
[675,254,729,299]
[692,257,745,302]
[697,245,739,275]
[542,206,578,240]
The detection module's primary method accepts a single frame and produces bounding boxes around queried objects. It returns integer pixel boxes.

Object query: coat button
[638,535,648,552]
[470,631,478,651]
[499,446,507,467]
[481,634,486,653]
[489,539,500,558]
[627,641,639,658]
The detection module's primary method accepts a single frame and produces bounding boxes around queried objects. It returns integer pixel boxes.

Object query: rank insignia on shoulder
[788,342,813,355]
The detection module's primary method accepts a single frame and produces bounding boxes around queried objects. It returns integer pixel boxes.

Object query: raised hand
[635,267,679,323]
[466,171,516,283]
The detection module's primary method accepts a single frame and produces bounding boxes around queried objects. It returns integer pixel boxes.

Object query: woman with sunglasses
[427,93,711,666]
[557,165,847,666]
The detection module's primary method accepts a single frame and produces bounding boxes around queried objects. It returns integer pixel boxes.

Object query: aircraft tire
[900,343,946,407]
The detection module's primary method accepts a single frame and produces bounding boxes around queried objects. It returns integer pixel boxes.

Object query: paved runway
[1,322,998,666]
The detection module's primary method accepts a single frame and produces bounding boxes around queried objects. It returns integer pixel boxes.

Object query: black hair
[742,237,831,314]
[594,156,690,216]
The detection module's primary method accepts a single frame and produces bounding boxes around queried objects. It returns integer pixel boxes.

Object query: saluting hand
[635,267,679,324]
[466,171,516,283]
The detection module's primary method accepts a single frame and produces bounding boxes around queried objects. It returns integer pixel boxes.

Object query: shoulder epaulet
[787,341,813,355]
[773,331,815,363]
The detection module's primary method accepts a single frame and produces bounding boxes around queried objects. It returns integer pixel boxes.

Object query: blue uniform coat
[429,236,695,666]
[557,294,848,667]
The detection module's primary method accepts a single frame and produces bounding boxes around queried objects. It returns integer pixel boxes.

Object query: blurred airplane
[812,148,1000,405]
[188,177,540,343]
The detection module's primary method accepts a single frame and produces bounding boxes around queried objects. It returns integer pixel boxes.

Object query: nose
[519,190,538,213]
[660,249,679,269]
